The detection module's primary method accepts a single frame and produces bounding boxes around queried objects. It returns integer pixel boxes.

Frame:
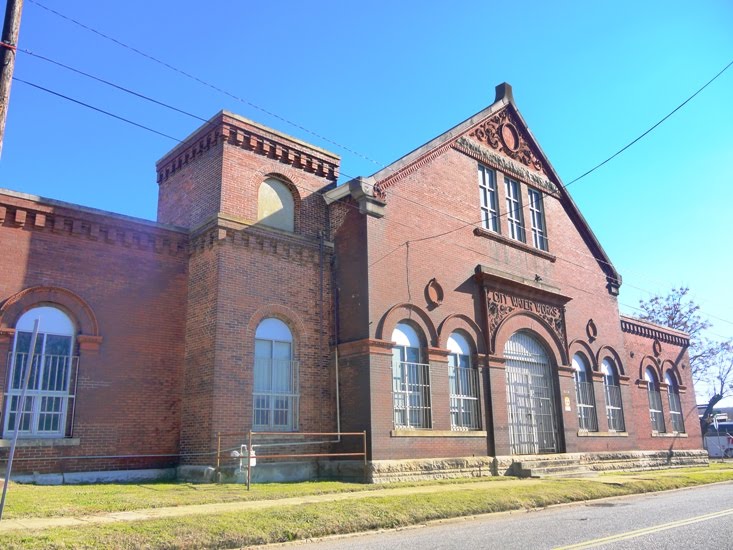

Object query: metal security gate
[504,332,559,454]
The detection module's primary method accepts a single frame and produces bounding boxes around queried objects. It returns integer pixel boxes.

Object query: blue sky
[1,1,732,398]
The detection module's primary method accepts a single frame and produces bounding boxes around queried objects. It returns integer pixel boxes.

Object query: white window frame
[528,187,548,251]
[572,353,598,432]
[392,323,431,429]
[478,164,499,232]
[665,372,685,433]
[645,367,666,433]
[253,318,299,432]
[504,176,525,242]
[447,332,480,431]
[3,306,77,438]
[601,358,625,432]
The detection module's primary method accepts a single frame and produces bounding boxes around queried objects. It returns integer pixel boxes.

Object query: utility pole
[0,0,24,159]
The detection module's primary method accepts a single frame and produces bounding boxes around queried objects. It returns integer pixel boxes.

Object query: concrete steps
[498,449,709,479]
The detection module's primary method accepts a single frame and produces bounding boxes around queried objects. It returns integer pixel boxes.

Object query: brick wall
[0,191,188,474]
[333,101,704,460]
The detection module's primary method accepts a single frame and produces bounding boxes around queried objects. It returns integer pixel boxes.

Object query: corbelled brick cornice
[0,190,188,257]
[620,316,690,347]
[188,213,333,265]
[156,112,340,184]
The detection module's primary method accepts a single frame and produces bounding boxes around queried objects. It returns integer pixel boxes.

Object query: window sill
[577,431,628,437]
[0,437,80,448]
[651,432,687,438]
[391,429,487,438]
[473,227,556,262]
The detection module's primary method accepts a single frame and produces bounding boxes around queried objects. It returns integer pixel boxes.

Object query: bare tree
[638,287,732,432]
[638,287,730,386]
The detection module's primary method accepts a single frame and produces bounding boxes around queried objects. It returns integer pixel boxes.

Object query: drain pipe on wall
[331,249,341,444]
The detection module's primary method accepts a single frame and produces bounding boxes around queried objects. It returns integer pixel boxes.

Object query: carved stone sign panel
[486,289,567,354]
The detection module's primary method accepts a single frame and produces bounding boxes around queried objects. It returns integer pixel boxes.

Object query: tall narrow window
[447,332,480,431]
[573,353,598,431]
[665,372,685,433]
[254,318,299,431]
[645,367,665,433]
[528,188,548,251]
[392,323,431,429]
[504,176,525,241]
[478,165,499,232]
[601,358,625,432]
[4,306,77,438]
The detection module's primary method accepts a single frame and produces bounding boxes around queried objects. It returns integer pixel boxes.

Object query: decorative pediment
[468,106,548,177]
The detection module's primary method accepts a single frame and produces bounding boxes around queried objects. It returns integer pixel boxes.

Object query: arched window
[447,332,480,430]
[572,353,597,432]
[4,306,76,437]
[645,367,665,433]
[391,322,430,429]
[253,318,298,431]
[665,372,685,433]
[257,178,295,232]
[601,358,625,432]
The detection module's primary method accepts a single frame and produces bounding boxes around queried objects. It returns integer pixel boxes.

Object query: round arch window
[257,178,295,232]
[5,306,76,437]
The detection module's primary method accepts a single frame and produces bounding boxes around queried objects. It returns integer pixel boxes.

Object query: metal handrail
[216,430,368,490]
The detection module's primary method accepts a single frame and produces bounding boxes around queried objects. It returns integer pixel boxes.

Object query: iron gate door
[504,332,559,454]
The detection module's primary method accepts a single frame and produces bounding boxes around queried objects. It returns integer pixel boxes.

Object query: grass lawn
[1,463,732,549]
[1,475,507,519]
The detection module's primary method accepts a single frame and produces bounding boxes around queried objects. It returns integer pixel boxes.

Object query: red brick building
[0,84,705,483]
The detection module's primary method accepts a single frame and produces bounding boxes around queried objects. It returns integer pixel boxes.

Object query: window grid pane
[504,177,525,241]
[528,188,548,251]
[4,349,76,438]
[575,377,598,432]
[449,354,480,431]
[253,337,299,432]
[478,165,499,232]
[668,391,685,433]
[392,355,432,429]
[604,380,625,432]
[648,387,666,433]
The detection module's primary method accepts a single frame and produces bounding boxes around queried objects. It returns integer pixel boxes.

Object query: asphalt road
[300,481,733,549]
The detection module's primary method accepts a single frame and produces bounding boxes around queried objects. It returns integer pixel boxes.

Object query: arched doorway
[504,331,559,454]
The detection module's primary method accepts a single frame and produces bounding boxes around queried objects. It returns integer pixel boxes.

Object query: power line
[9,76,435,246]
[23,4,733,288]
[17,72,733,331]
[27,0,385,169]
[13,77,181,141]
[19,48,207,123]
[368,57,733,268]
[13,12,733,328]
[564,58,733,187]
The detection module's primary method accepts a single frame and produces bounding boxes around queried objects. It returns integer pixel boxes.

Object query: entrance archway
[504,331,559,454]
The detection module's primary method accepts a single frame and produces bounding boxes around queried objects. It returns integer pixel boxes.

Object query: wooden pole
[0,0,24,159]
[0,317,39,521]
